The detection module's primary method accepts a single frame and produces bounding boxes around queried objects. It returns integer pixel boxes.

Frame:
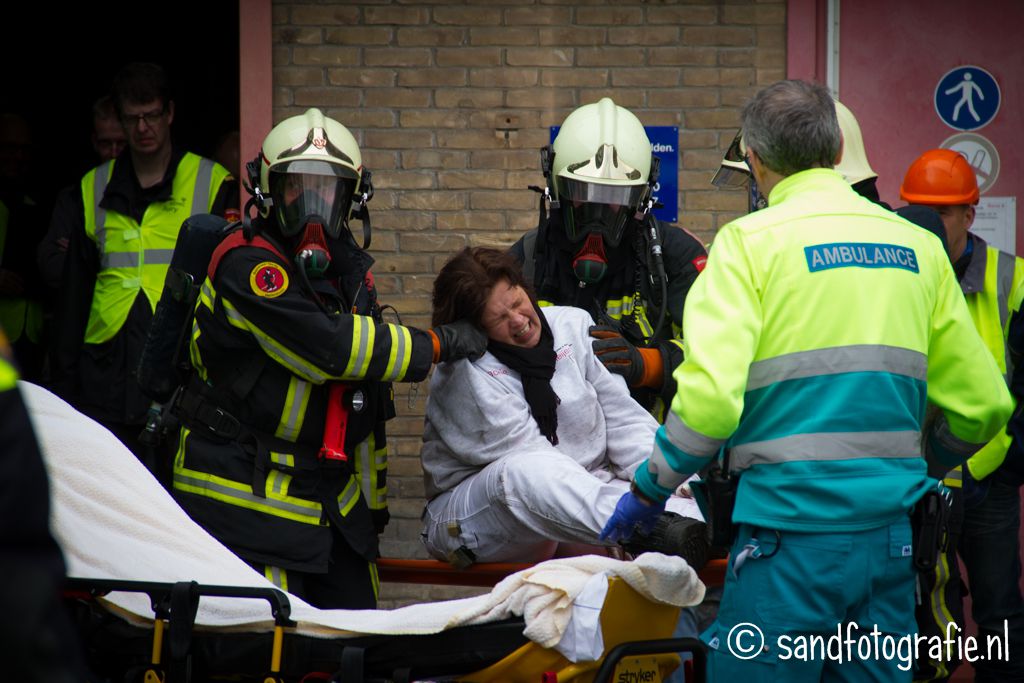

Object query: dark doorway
[0,2,239,210]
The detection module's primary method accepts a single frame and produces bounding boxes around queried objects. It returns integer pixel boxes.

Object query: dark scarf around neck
[486,304,560,445]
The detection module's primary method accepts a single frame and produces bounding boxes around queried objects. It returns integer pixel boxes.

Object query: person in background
[38,95,127,291]
[0,112,48,381]
[49,62,238,470]
[605,79,1013,681]
[901,148,1024,683]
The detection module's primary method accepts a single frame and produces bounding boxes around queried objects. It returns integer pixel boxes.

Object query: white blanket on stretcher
[23,381,705,650]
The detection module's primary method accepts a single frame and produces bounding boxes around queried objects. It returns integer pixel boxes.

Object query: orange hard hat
[899,149,979,205]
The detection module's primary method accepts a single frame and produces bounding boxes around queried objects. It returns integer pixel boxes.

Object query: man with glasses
[51,63,237,473]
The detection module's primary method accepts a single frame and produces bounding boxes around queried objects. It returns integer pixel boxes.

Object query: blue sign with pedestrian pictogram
[549,126,679,224]
[934,66,1000,131]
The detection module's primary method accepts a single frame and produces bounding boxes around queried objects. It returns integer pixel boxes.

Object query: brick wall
[270,0,786,607]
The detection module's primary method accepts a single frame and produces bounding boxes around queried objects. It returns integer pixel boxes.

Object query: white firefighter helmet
[833,99,877,185]
[259,108,363,237]
[550,98,652,246]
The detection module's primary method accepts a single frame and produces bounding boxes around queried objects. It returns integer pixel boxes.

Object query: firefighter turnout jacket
[635,169,1013,532]
[171,226,434,573]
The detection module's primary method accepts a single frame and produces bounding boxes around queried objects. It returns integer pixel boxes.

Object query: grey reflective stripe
[747,345,928,391]
[605,301,624,319]
[385,325,407,381]
[93,161,114,254]
[191,157,214,214]
[648,445,689,492]
[663,410,725,458]
[270,452,294,467]
[357,439,372,502]
[101,252,140,268]
[943,468,963,482]
[173,472,321,521]
[267,566,286,589]
[731,430,923,470]
[268,470,291,495]
[278,378,310,441]
[351,320,370,376]
[337,477,360,516]
[144,248,175,265]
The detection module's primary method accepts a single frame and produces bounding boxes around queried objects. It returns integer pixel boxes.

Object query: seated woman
[421,247,708,569]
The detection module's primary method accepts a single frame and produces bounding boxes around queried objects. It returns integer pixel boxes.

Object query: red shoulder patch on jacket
[208,231,289,281]
[692,255,707,272]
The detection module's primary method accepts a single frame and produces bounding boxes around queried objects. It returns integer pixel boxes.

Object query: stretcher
[24,381,714,682]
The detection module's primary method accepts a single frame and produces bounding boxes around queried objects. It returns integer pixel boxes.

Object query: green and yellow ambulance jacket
[172,229,434,574]
[959,236,1024,480]
[634,169,1013,532]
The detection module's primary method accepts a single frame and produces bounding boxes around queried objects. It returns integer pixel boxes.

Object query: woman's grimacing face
[480,279,541,348]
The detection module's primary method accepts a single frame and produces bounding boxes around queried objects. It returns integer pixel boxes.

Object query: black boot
[621,512,710,571]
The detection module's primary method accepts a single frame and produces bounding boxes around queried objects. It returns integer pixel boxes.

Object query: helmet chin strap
[572,232,609,286]
[293,215,332,278]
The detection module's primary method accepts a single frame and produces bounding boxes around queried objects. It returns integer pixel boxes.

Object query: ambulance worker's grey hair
[741,79,841,178]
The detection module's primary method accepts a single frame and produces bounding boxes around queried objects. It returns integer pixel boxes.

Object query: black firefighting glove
[590,325,663,389]
[430,319,488,363]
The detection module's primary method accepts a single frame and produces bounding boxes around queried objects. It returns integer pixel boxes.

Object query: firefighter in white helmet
[511,98,709,426]
[168,108,485,608]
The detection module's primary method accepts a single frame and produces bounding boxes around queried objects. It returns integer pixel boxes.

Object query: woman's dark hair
[431,247,535,328]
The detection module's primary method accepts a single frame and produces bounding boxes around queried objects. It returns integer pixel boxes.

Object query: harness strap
[208,230,289,281]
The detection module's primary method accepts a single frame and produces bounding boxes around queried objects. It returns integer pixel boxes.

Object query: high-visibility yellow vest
[81,153,230,344]
[0,200,44,344]
[964,241,1024,479]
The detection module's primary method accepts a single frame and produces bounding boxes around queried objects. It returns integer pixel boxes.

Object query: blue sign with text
[549,126,679,223]
[934,66,1000,131]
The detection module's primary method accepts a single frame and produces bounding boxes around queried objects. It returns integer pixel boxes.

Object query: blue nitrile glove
[600,488,666,543]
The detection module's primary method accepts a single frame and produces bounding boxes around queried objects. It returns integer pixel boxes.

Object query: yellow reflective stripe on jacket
[218,295,382,383]
[275,376,311,441]
[343,315,376,377]
[382,323,413,381]
[354,432,387,512]
[545,295,657,339]
[0,355,17,391]
[173,429,322,524]
[82,154,230,343]
[173,466,323,524]
[0,298,43,344]
[0,202,43,344]
[965,244,1024,479]
[265,566,288,592]
[337,476,360,517]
